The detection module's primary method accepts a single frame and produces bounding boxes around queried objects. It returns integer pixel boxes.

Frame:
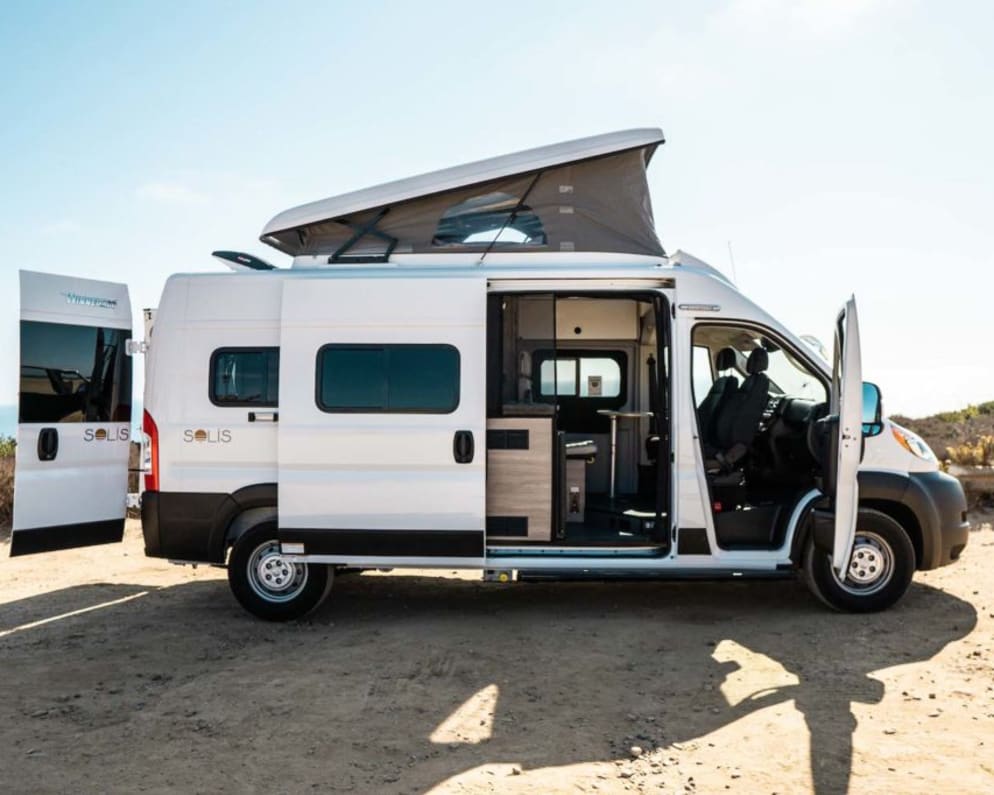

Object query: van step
[487,546,664,558]
[517,568,794,582]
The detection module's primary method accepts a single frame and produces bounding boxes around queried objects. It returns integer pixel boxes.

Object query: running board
[487,545,665,558]
[517,568,795,582]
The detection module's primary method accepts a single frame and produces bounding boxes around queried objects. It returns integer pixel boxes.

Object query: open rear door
[11,271,133,556]
[827,296,863,575]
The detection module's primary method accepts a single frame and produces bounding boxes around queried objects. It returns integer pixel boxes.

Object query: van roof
[260,129,666,261]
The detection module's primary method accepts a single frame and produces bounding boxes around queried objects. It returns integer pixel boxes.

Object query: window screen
[19,320,132,423]
[317,344,460,413]
[432,192,546,248]
[210,348,279,406]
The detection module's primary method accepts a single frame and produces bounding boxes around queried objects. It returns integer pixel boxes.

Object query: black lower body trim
[280,528,484,557]
[10,518,125,557]
[141,491,233,562]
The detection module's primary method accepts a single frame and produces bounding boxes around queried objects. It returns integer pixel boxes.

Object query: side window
[316,344,460,413]
[537,355,623,398]
[20,320,132,423]
[691,345,714,407]
[210,348,279,406]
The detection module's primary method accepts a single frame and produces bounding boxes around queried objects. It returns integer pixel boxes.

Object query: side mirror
[862,382,883,437]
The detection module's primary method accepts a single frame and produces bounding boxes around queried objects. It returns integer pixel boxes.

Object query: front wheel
[803,508,915,613]
[228,523,331,621]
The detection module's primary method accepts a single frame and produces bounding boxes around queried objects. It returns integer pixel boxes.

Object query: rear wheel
[228,523,331,621]
[803,508,915,612]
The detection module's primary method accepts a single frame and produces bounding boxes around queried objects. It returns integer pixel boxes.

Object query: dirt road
[2,516,993,794]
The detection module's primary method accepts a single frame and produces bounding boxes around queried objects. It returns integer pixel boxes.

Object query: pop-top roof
[260,128,666,261]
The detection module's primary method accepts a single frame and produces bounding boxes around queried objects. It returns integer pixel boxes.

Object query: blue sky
[1,0,992,431]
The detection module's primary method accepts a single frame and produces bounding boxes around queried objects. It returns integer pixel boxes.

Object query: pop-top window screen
[19,320,132,423]
[317,344,460,413]
[210,349,279,406]
[433,192,546,248]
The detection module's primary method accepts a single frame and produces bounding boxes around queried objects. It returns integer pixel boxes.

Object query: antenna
[726,241,738,283]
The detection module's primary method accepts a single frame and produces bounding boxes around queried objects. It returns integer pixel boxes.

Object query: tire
[803,508,915,613]
[227,522,332,621]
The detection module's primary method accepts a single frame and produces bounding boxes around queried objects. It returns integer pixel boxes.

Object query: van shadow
[0,574,978,794]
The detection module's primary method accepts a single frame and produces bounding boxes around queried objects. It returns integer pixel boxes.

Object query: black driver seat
[696,346,739,447]
[706,347,770,472]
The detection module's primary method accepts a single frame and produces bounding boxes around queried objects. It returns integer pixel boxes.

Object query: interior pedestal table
[596,410,654,500]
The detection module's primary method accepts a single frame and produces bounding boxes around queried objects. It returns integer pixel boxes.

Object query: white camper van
[12,129,969,620]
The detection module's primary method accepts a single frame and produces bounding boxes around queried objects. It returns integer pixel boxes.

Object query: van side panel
[142,274,283,560]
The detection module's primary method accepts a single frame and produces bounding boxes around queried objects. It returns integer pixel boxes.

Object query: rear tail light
[142,410,159,492]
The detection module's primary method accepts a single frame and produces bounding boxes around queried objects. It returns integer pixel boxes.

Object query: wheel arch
[858,498,923,569]
[789,472,932,570]
[207,483,278,563]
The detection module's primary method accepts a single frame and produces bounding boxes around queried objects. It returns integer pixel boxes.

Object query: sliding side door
[278,276,487,561]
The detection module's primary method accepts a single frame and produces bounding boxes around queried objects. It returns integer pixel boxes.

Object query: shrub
[0,453,13,526]
[936,405,979,423]
[946,435,994,467]
[0,435,15,458]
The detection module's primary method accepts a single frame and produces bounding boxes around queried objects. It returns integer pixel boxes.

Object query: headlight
[891,424,936,461]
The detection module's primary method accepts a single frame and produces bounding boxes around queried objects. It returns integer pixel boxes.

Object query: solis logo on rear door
[83,427,130,441]
[183,429,232,443]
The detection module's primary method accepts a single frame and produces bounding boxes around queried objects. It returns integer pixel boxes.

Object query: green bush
[936,405,979,423]
[0,436,13,526]
[947,436,994,467]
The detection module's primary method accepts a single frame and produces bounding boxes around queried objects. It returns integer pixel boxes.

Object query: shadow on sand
[0,572,978,794]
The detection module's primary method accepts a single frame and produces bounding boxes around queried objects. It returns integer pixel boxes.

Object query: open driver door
[815,296,864,575]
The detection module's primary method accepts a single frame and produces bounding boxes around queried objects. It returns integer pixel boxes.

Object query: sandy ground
[1,517,993,795]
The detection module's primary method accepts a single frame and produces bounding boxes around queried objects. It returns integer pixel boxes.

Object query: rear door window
[19,320,132,423]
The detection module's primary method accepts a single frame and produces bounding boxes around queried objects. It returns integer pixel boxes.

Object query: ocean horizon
[0,405,14,438]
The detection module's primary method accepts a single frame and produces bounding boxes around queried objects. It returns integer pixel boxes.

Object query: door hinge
[126,340,148,356]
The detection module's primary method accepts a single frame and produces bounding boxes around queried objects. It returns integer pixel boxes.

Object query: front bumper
[910,470,970,568]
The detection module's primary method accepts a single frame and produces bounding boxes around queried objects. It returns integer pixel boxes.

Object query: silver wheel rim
[832,530,895,596]
[246,539,309,603]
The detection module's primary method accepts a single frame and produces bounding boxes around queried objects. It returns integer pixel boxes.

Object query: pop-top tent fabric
[260,129,665,259]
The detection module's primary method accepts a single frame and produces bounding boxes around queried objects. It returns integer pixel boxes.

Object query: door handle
[453,430,475,464]
[37,427,59,461]
[248,411,278,423]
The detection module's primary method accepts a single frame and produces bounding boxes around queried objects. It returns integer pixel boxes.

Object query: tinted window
[210,348,279,406]
[19,320,132,423]
[317,345,460,413]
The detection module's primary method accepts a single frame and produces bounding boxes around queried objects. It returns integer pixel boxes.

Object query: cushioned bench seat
[565,439,598,460]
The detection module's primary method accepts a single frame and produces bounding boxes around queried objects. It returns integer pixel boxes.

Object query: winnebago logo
[84,427,130,442]
[184,428,232,444]
[62,291,118,309]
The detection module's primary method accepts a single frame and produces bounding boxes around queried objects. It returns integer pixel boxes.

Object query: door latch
[37,427,59,461]
[453,430,475,464]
